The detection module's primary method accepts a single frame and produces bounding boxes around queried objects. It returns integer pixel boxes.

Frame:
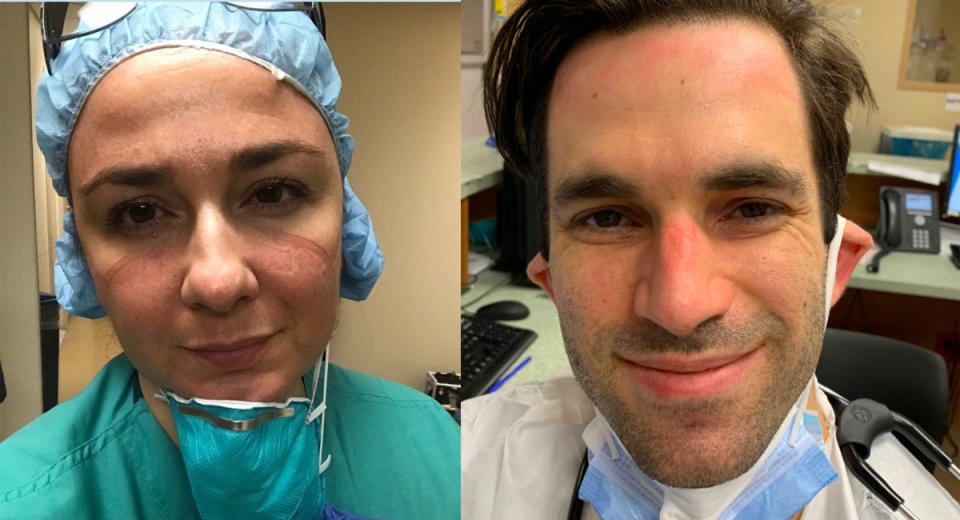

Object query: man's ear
[526,253,556,301]
[830,220,873,306]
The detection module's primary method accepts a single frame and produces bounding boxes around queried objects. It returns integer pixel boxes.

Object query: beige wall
[831,0,960,152]
[324,3,460,388]
[30,6,65,298]
[0,3,43,439]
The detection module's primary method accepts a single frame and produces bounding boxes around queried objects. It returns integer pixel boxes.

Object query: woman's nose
[634,219,733,337]
[180,208,259,313]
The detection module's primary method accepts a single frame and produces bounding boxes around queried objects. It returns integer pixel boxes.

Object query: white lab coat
[462,376,960,520]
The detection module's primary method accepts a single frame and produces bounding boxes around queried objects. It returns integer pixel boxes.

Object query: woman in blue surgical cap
[0,3,459,519]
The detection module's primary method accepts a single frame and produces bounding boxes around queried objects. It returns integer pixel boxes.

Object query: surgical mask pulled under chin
[155,348,333,520]
[578,377,838,520]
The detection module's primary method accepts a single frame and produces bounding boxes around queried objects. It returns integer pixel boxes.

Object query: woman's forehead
[78,47,326,130]
[68,47,335,185]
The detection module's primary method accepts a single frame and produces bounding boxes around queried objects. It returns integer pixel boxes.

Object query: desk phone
[876,186,940,254]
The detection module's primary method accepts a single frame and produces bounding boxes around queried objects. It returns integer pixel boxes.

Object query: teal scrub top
[0,354,460,519]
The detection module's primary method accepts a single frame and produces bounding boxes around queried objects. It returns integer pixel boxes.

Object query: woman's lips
[618,348,760,400]
[187,334,274,371]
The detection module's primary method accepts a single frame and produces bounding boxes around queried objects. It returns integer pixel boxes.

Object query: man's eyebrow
[552,172,642,210]
[230,140,329,172]
[76,140,330,198]
[698,161,809,197]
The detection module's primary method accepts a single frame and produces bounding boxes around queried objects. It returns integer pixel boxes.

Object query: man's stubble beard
[556,285,825,488]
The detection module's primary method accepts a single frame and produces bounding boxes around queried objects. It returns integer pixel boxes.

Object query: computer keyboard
[461,314,537,399]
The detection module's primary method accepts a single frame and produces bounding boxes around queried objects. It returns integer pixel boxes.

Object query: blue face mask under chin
[153,348,377,520]
[578,379,838,520]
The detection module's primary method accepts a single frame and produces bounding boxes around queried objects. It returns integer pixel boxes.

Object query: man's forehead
[551,19,804,109]
[545,19,814,193]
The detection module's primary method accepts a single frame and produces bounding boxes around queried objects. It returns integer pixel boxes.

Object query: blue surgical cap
[36,2,384,318]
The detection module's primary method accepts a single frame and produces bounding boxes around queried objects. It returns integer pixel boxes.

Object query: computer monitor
[495,166,543,287]
[946,124,960,218]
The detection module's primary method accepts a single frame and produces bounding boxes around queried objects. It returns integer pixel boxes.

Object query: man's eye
[733,202,774,219]
[584,209,632,228]
[569,207,644,243]
[719,201,792,235]
[728,201,787,222]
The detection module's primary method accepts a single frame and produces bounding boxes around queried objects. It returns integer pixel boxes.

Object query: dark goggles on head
[40,2,326,76]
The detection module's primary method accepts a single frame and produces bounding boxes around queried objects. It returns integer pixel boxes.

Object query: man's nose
[634,219,733,337]
[180,208,259,313]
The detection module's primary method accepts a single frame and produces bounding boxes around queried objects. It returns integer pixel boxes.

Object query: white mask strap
[823,215,846,330]
[307,349,324,414]
[788,377,816,447]
[306,345,332,474]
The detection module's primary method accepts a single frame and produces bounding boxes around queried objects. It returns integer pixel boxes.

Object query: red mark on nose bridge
[659,221,697,266]
[655,221,711,297]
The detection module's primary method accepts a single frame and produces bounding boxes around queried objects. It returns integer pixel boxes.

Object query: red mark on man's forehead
[596,22,804,105]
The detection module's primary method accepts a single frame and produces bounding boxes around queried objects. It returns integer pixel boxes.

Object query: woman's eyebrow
[77,140,331,197]
[77,166,172,198]
[230,140,329,172]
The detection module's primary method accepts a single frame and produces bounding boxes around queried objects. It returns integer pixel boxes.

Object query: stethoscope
[566,387,960,520]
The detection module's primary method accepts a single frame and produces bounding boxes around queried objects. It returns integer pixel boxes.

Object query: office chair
[816,328,949,471]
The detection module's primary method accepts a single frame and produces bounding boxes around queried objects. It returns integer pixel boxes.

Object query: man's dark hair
[483,0,875,256]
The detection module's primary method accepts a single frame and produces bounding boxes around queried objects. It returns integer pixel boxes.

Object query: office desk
[846,152,950,181]
[461,139,505,283]
[848,243,960,302]
[462,139,504,199]
[462,268,570,389]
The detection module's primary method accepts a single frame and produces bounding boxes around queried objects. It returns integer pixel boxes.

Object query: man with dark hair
[462,1,960,518]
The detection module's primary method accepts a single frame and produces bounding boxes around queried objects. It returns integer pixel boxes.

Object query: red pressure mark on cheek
[100,248,183,322]
[247,230,342,300]
[253,231,340,273]
[98,230,341,309]
[102,249,180,292]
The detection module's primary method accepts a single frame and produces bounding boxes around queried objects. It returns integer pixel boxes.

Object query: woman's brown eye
[128,203,156,223]
[256,185,283,203]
